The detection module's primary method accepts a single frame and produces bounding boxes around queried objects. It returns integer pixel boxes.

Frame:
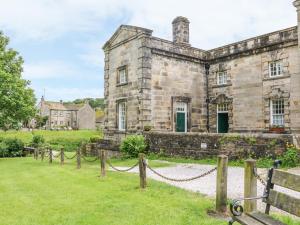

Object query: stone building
[102,1,300,138]
[38,97,95,130]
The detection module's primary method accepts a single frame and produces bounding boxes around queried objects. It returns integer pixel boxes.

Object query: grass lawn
[0,157,226,225]
[0,130,101,143]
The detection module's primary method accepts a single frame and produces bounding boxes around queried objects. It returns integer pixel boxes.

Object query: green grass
[0,130,102,151]
[0,157,225,225]
[0,130,101,143]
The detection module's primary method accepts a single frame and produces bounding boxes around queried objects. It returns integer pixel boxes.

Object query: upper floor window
[217,71,227,85]
[59,111,63,117]
[118,67,127,84]
[271,99,284,126]
[269,61,282,77]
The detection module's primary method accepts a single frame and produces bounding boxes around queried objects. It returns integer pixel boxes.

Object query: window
[217,71,227,85]
[60,121,63,125]
[269,61,282,77]
[118,102,126,131]
[176,102,187,112]
[271,99,284,126]
[59,111,63,117]
[118,67,127,84]
[217,103,228,112]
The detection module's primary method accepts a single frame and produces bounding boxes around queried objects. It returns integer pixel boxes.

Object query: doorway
[176,102,187,132]
[217,104,229,133]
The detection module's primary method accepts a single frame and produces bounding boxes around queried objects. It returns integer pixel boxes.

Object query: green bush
[30,135,45,148]
[281,147,300,168]
[1,138,24,157]
[120,135,147,158]
[90,135,102,143]
[48,138,83,152]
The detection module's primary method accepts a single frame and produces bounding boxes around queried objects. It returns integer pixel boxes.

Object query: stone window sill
[263,74,290,81]
[116,82,128,87]
[212,83,232,88]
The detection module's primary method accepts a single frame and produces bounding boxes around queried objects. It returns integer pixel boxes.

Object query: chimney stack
[172,16,190,46]
[294,0,300,47]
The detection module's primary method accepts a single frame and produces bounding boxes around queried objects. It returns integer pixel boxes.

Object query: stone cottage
[38,97,95,130]
[102,0,300,138]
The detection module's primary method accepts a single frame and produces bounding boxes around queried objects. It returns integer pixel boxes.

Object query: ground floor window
[118,102,126,131]
[271,99,284,126]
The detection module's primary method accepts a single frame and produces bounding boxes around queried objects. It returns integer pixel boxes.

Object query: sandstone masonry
[102,1,300,140]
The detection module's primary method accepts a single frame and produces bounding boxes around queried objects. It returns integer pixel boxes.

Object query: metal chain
[253,168,267,186]
[107,160,139,172]
[146,163,217,182]
[81,155,99,162]
[64,153,77,160]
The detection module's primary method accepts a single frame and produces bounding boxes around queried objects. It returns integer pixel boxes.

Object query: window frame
[270,99,284,127]
[117,66,128,85]
[118,101,126,131]
[217,71,227,85]
[269,60,283,77]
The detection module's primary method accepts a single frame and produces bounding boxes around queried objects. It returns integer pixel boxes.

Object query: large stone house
[38,97,95,129]
[102,0,300,138]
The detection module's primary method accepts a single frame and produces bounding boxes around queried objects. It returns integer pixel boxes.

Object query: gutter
[205,63,210,132]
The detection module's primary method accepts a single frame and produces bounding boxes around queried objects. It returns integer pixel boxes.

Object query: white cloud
[23,60,79,79]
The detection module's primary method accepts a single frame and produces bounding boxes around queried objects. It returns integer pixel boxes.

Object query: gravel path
[109,162,300,214]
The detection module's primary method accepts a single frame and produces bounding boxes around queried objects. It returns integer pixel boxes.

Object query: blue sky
[0,0,296,101]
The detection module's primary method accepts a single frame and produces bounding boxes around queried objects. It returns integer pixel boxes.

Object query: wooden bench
[229,162,300,225]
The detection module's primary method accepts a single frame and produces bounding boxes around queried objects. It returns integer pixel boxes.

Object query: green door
[176,112,186,132]
[218,113,229,133]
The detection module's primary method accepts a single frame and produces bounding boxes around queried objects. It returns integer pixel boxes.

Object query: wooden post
[100,150,106,177]
[139,153,147,189]
[49,149,53,164]
[216,155,228,214]
[60,148,64,165]
[244,159,257,213]
[41,149,45,161]
[76,148,81,169]
[36,149,39,160]
[34,148,38,160]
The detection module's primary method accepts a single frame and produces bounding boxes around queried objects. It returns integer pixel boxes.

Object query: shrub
[3,138,24,157]
[281,147,300,168]
[31,135,45,148]
[90,135,102,143]
[48,138,83,152]
[0,142,8,157]
[120,135,147,158]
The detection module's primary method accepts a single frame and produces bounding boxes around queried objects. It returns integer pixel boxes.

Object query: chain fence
[145,162,217,182]
[253,167,267,186]
[107,160,139,172]
[81,155,99,162]
[64,153,77,160]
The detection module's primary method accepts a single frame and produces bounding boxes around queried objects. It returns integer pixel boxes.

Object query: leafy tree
[35,115,48,128]
[0,31,36,130]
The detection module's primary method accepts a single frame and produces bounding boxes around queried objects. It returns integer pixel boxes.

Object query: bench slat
[234,214,264,225]
[264,189,300,217]
[272,170,300,192]
[248,212,286,225]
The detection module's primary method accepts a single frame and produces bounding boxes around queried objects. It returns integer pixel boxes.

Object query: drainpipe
[205,63,210,133]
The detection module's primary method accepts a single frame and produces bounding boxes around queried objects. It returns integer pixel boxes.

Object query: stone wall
[144,132,293,159]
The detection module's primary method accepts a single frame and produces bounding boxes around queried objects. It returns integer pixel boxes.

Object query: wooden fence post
[77,148,81,169]
[41,149,45,161]
[216,155,228,214]
[244,159,257,213]
[60,148,64,165]
[139,153,147,189]
[100,150,106,177]
[49,149,53,164]
[36,149,39,160]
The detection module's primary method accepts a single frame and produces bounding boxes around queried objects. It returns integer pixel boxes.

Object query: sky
[0,0,297,102]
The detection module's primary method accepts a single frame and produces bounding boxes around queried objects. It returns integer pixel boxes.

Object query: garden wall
[143,132,293,159]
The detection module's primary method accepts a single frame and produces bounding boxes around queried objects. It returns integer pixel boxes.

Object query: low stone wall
[144,132,293,159]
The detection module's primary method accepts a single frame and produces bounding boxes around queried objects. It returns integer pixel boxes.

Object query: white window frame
[118,68,127,84]
[270,99,284,127]
[217,71,227,85]
[217,103,229,113]
[269,61,282,77]
[175,102,187,133]
[118,102,126,131]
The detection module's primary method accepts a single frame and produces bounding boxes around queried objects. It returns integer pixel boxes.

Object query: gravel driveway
[111,162,300,213]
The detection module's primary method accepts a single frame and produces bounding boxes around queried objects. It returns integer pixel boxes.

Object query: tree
[0,31,36,130]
